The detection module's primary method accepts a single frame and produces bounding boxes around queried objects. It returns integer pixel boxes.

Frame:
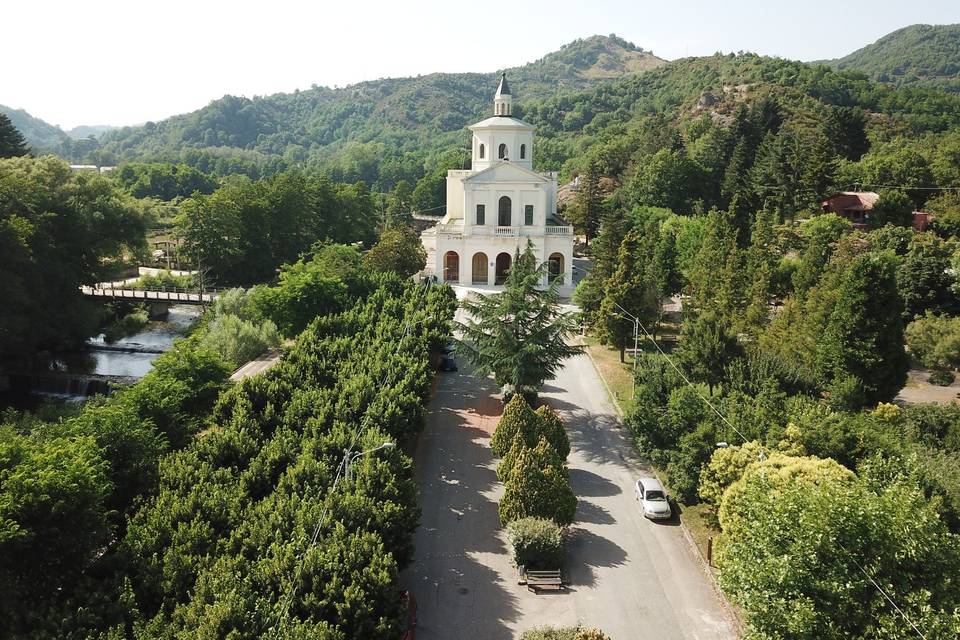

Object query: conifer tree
[461,241,582,393]
[498,438,577,526]
[0,113,29,158]
[815,252,908,408]
[567,158,604,243]
[598,230,659,362]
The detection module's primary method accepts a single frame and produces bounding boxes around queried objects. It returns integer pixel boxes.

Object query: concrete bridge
[80,285,219,305]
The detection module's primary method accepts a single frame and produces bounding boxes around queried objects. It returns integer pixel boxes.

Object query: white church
[421,74,575,294]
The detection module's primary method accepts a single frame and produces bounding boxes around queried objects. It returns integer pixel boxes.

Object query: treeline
[176,172,380,285]
[0,262,457,638]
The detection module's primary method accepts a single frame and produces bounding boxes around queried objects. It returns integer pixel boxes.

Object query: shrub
[497,435,526,482]
[499,438,577,526]
[906,313,960,370]
[200,314,280,367]
[698,440,765,506]
[518,627,610,640]
[491,394,539,457]
[574,629,611,640]
[534,405,570,459]
[930,369,956,386]
[506,517,564,570]
[519,627,578,640]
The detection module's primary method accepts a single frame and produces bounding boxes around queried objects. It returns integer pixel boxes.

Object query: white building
[421,74,574,294]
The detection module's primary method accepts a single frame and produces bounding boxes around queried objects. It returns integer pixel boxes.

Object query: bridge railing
[80,285,225,303]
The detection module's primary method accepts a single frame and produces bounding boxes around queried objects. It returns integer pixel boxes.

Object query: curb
[581,341,744,635]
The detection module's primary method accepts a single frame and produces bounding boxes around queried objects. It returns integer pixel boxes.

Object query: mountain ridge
[818,23,960,93]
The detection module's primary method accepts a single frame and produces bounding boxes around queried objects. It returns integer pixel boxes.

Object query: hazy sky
[3,0,958,129]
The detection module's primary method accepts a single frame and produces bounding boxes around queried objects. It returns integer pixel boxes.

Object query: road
[401,351,739,639]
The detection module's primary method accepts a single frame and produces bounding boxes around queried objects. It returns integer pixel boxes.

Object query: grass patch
[583,336,638,414]
[677,501,719,562]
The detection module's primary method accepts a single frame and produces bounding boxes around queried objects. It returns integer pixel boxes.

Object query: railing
[80,285,223,303]
[494,226,517,237]
[545,225,574,235]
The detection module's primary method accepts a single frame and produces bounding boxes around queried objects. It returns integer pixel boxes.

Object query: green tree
[461,241,582,392]
[677,309,742,394]
[628,148,704,214]
[905,313,960,370]
[897,233,954,320]
[364,227,427,278]
[871,189,914,227]
[0,431,112,635]
[598,230,659,362]
[534,405,570,460]
[822,106,869,161]
[566,158,604,242]
[816,252,909,407]
[717,454,960,639]
[499,438,577,526]
[491,394,540,457]
[0,114,29,158]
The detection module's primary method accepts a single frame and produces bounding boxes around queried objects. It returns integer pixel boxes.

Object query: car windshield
[645,490,666,501]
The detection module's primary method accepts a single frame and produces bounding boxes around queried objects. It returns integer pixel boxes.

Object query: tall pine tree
[0,114,29,158]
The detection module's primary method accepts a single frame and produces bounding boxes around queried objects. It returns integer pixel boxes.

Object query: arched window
[548,253,564,284]
[479,143,485,159]
[520,144,526,159]
[498,143,507,159]
[498,196,511,226]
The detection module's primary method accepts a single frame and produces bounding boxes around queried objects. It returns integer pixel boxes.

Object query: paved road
[402,351,739,640]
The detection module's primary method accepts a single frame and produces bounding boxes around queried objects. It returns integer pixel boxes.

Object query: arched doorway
[444,251,459,283]
[498,196,511,227]
[472,252,489,285]
[548,252,564,284]
[495,252,512,285]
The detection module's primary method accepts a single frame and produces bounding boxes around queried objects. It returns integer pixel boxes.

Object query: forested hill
[821,24,960,93]
[94,35,663,175]
[0,104,70,151]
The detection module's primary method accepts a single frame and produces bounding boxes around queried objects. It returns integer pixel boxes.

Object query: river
[2,305,203,407]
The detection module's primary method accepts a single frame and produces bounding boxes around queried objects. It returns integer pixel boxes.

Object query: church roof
[469,115,535,130]
[496,73,511,96]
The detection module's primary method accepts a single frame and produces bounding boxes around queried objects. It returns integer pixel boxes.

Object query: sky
[3,0,958,130]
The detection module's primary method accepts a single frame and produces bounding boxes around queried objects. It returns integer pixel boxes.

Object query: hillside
[95,35,664,178]
[66,124,117,139]
[0,104,70,151]
[821,24,960,92]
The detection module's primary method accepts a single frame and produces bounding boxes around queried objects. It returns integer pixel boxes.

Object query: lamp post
[343,441,396,482]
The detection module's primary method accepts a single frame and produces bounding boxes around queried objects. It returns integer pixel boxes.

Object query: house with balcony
[420,74,575,293]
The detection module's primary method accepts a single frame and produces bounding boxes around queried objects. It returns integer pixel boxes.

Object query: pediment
[463,161,550,184]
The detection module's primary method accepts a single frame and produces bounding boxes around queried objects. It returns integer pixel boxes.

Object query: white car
[635,477,672,520]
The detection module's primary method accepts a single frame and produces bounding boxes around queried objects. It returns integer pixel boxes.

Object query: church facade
[421,75,574,294]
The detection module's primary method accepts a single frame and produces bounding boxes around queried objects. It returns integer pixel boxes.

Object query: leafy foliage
[0,156,147,358]
[506,517,565,570]
[363,226,427,278]
[499,438,577,526]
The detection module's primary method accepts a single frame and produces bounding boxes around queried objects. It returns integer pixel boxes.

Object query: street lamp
[343,441,396,481]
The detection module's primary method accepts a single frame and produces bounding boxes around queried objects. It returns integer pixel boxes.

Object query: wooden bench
[524,569,564,592]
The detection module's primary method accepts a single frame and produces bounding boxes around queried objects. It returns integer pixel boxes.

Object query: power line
[608,298,928,638]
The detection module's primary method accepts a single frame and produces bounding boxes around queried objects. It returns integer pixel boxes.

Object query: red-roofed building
[821,191,879,229]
